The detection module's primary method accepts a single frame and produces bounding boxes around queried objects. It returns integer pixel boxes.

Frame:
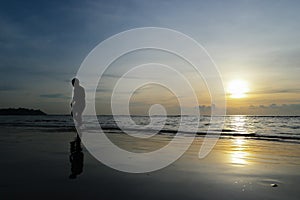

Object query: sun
[227,80,249,98]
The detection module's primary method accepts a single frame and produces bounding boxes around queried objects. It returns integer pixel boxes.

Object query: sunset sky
[0,0,299,115]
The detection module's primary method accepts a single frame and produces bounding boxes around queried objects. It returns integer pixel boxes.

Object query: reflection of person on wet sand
[71,78,85,127]
[69,134,84,179]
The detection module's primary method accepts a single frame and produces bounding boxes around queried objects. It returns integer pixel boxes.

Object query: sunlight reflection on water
[229,116,250,166]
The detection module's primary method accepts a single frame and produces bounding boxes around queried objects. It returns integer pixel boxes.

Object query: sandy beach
[1,126,300,200]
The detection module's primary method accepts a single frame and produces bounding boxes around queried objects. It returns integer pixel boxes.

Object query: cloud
[103,73,148,80]
[249,88,300,95]
[248,104,300,109]
[0,85,20,91]
[40,93,69,99]
[228,104,300,115]
[269,103,278,108]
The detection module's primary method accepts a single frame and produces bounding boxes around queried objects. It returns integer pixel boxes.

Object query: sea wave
[0,115,299,143]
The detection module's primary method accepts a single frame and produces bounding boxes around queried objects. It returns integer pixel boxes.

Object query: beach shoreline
[1,127,300,200]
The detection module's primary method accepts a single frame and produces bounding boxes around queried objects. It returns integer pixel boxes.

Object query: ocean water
[0,115,299,143]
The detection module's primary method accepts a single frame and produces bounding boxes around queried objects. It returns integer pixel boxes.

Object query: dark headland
[0,108,47,115]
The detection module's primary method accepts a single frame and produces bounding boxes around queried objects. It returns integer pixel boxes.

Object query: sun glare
[228,80,249,98]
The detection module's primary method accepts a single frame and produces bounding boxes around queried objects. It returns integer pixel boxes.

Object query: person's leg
[77,110,83,126]
[72,107,79,124]
[72,105,84,127]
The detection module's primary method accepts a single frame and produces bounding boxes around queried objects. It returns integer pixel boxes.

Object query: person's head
[71,78,79,87]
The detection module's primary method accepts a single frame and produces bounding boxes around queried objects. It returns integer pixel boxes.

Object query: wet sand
[1,127,300,200]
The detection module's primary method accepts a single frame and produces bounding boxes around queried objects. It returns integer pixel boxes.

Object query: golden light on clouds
[227,80,249,98]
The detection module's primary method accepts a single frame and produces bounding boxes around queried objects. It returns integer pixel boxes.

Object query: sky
[0,0,299,115]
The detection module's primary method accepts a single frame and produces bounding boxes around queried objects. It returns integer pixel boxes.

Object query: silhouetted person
[71,78,85,127]
[69,134,84,179]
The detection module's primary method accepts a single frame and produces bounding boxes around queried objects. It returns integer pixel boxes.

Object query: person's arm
[70,99,75,107]
[70,90,75,107]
